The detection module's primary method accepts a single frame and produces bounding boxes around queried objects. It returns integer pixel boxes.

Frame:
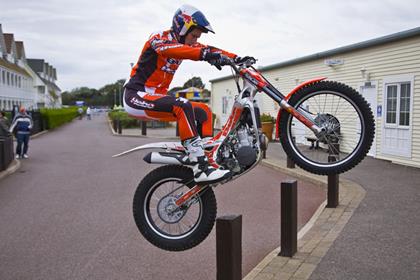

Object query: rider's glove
[201,49,229,70]
[234,56,256,65]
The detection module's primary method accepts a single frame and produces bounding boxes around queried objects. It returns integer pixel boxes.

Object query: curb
[0,129,47,182]
[0,159,21,181]
[243,158,366,280]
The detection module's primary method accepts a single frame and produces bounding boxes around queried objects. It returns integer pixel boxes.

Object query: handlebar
[220,56,257,73]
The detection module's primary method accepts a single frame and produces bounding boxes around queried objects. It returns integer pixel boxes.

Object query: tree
[183,77,205,89]
[167,76,212,99]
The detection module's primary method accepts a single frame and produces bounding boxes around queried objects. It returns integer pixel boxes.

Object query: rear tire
[133,165,217,251]
[279,81,375,175]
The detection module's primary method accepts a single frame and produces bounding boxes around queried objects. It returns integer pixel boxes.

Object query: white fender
[112,142,184,158]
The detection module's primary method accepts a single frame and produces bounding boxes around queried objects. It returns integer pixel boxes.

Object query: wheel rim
[144,178,203,240]
[286,90,366,167]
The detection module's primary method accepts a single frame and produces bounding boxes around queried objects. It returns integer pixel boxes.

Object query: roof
[40,77,61,92]
[0,57,31,77]
[210,26,420,83]
[177,86,203,93]
[27,58,45,72]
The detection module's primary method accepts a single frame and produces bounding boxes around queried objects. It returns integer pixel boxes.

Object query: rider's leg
[123,89,230,183]
[191,102,213,138]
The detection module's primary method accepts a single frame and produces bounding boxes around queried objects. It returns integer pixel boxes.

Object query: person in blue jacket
[9,107,33,159]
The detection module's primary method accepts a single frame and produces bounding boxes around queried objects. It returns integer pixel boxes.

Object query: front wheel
[133,165,217,251]
[279,81,375,175]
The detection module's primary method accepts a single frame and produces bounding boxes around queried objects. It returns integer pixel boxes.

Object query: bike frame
[115,59,330,208]
[175,62,327,207]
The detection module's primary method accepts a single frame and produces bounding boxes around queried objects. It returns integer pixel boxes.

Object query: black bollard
[216,215,242,280]
[327,143,340,208]
[287,157,295,168]
[117,119,122,134]
[141,121,147,136]
[113,119,117,133]
[279,180,297,257]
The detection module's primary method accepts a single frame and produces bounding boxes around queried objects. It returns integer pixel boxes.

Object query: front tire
[133,165,217,251]
[279,81,375,175]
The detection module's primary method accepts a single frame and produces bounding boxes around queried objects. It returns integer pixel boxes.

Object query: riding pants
[123,88,213,141]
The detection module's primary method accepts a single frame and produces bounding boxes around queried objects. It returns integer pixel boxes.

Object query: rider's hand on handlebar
[202,51,231,70]
[234,56,257,66]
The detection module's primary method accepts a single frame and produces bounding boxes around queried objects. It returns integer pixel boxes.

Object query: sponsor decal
[130,97,155,109]
[157,44,183,52]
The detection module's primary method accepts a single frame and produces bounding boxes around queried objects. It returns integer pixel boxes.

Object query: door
[221,95,233,126]
[381,77,413,158]
[359,82,377,157]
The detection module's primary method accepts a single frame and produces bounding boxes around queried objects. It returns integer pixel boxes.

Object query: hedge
[108,110,139,128]
[40,107,79,129]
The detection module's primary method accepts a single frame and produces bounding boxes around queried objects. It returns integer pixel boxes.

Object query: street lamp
[114,89,116,108]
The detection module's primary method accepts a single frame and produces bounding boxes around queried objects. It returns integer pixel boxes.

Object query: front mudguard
[275,77,327,140]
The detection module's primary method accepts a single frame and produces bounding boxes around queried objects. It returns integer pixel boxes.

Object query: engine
[219,125,259,173]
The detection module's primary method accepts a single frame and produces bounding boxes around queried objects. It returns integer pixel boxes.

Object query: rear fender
[112,142,184,158]
[275,77,327,139]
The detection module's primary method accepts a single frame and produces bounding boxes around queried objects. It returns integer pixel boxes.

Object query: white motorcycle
[114,56,375,251]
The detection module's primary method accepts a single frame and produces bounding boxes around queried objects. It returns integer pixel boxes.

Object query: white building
[210,27,420,168]
[27,59,62,108]
[0,24,61,110]
[0,25,34,110]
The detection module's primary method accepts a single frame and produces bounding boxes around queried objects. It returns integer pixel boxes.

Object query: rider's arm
[150,35,237,61]
[150,36,202,60]
[192,42,237,59]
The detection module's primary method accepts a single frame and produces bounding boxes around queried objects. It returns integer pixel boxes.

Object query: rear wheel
[279,81,375,175]
[133,165,217,251]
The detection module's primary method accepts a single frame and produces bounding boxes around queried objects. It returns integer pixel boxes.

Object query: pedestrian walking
[9,107,33,159]
[78,107,83,120]
[86,107,92,120]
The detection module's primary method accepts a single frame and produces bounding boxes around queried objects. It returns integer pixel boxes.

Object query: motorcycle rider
[124,4,253,183]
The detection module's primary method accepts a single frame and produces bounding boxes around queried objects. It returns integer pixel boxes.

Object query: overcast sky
[1,0,420,92]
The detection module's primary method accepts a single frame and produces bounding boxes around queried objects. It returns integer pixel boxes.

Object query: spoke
[323,93,328,114]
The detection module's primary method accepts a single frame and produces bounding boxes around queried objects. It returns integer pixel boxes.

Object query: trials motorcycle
[114,56,375,251]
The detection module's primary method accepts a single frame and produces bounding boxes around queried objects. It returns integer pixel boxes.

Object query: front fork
[262,85,324,137]
[279,100,323,136]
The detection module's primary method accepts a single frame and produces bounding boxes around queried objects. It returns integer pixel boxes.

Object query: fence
[0,135,14,172]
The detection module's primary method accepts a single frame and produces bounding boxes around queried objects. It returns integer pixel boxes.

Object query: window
[386,85,397,124]
[400,83,410,126]
[7,72,10,85]
[385,81,411,127]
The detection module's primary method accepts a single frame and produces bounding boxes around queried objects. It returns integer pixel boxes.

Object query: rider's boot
[183,136,231,184]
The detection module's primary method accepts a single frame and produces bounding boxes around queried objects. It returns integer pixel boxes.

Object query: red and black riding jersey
[125,29,236,94]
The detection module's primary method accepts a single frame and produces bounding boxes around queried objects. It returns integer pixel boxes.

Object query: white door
[381,77,413,158]
[359,82,377,157]
[221,95,233,126]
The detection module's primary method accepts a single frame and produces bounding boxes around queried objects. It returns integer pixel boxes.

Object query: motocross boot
[183,136,231,184]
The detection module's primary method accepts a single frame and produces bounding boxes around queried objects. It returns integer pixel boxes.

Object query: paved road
[0,115,325,280]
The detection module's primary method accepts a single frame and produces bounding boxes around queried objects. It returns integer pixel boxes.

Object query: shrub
[108,110,138,128]
[40,107,79,129]
[260,113,275,123]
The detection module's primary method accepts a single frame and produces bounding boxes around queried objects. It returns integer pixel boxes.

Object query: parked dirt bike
[114,56,375,251]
